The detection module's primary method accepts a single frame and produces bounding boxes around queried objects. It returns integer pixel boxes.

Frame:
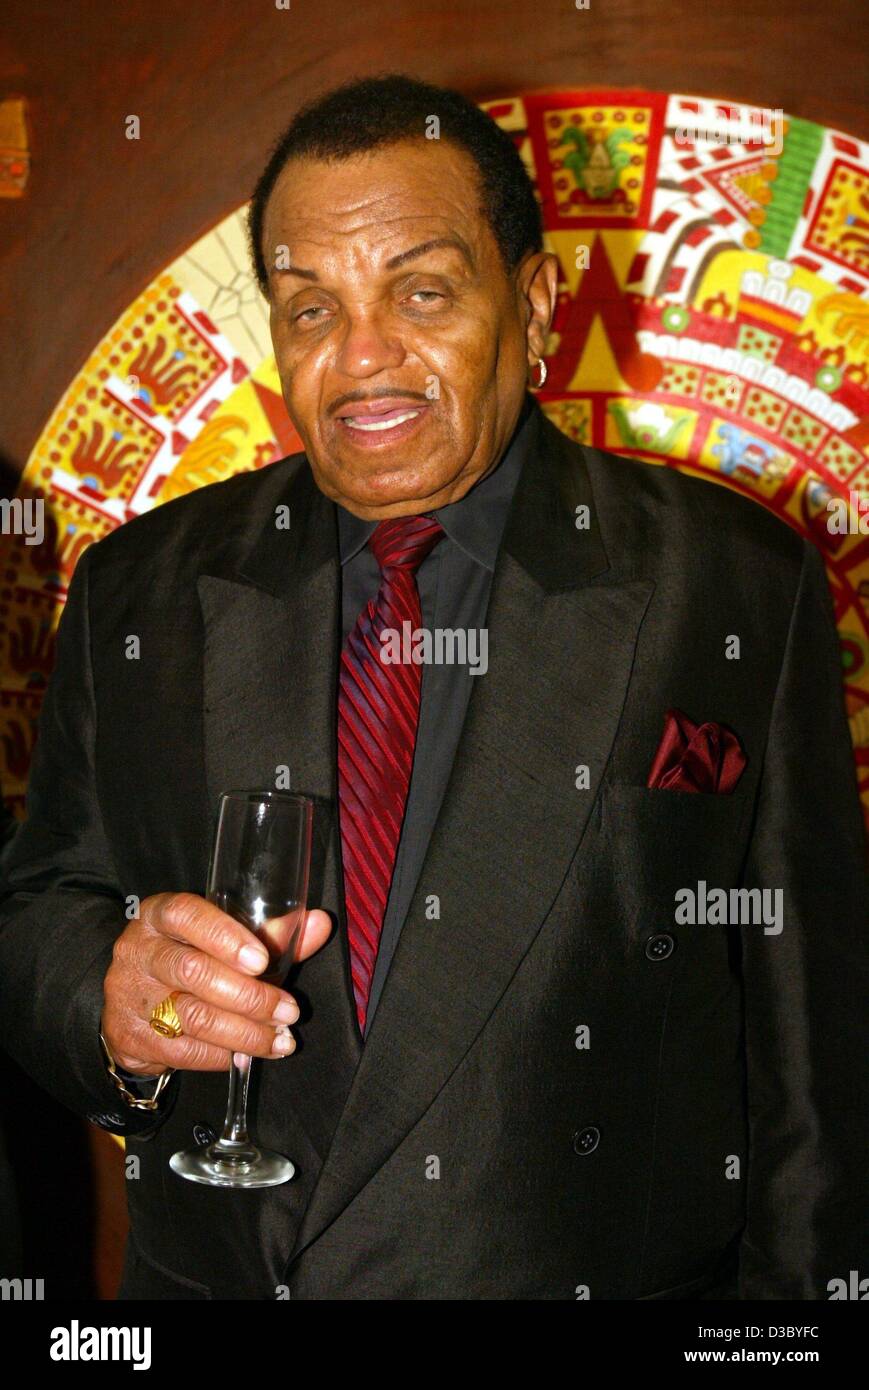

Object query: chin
[344,482,441,516]
[328,458,443,507]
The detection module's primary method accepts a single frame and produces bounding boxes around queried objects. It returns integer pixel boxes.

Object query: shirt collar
[336,392,539,572]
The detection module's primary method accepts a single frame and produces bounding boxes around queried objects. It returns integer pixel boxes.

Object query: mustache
[328,389,432,417]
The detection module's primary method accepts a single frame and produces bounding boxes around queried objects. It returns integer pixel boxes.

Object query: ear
[516,251,559,364]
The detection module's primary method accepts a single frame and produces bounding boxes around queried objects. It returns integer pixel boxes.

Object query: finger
[171,991,296,1060]
[110,1013,236,1074]
[146,892,271,975]
[293,908,333,963]
[148,939,300,1025]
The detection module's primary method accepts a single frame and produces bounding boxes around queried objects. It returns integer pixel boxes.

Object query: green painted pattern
[757,117,824,257]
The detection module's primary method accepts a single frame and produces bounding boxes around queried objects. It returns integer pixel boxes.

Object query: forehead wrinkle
[273,160,473,223]
[284,200,474,244]
[269,174,478,244]
[280,213,479,282]
[265,139,499,284]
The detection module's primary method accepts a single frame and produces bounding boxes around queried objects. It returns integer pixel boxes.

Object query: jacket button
[193,1123,217,1147]
[573,1126,601,1155]
[645,932,675,961]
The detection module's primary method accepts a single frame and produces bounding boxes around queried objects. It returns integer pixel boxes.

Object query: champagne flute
[170,789,313,1188]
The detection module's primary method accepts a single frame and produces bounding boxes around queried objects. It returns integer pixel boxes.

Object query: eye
[294,306,327,323]
[408,289,445,304]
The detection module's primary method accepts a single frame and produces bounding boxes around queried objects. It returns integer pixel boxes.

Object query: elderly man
[0,74,866,1301]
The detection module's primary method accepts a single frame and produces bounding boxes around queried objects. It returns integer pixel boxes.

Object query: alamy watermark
[49,1321,151,1370]
[1,1276,44,1299]
[827,1270,869,1299]
[826,491,869,535]
[0,497,44,545]
[674,108,784,158]
[675,882,783,935]
[379,622,488,675]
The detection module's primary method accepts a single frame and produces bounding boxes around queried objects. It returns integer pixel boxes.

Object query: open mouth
[336,403,430,445]
[342,407,422,432]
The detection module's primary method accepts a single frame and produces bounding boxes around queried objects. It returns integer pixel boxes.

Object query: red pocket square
[647,708,747,794]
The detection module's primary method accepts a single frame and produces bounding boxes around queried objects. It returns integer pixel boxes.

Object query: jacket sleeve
[0,543,177,1137]
[737,535,869,1298]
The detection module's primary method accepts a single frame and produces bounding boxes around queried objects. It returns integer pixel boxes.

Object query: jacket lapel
[285,412,654,1269]
[197,460,361,1160]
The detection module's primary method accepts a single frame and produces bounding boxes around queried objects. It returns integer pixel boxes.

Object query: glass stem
[217,1053,256,1157]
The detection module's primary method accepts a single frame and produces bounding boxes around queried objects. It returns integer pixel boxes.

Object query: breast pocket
[592,783,755,942]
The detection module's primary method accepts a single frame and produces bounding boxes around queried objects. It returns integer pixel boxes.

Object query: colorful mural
[1,90,867,827]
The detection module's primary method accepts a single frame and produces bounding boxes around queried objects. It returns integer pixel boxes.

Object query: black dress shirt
[336,391,539,1036]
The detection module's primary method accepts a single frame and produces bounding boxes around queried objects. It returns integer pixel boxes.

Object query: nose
[334,306,406,380]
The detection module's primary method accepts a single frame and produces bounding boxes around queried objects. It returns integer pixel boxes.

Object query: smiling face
[261,138,557,519]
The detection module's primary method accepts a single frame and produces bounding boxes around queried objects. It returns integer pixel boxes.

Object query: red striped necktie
[337,513,445,1033]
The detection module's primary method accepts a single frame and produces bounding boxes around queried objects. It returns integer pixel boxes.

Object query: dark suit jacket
[0,407,866,1300]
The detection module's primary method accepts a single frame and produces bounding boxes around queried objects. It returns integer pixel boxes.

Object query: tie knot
[369,514,445,576]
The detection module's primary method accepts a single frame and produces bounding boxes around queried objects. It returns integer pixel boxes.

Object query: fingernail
[272,1030,295,1055]
[271,1000,299,1025]
[240,945,269,972]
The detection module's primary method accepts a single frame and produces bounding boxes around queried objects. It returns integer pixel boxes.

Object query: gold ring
[149,991,183,1038]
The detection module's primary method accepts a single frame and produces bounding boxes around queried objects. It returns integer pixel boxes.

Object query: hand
[100,891,332,1077]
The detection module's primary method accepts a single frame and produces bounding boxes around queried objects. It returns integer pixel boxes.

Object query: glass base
[169,1139,295,1188]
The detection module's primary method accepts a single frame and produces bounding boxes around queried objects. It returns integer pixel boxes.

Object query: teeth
[345,410,420,432]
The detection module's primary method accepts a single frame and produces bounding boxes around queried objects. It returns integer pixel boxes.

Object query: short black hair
[246,72,543,296]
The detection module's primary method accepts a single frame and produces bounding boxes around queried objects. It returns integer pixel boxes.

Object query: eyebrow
[273,236,473,283]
